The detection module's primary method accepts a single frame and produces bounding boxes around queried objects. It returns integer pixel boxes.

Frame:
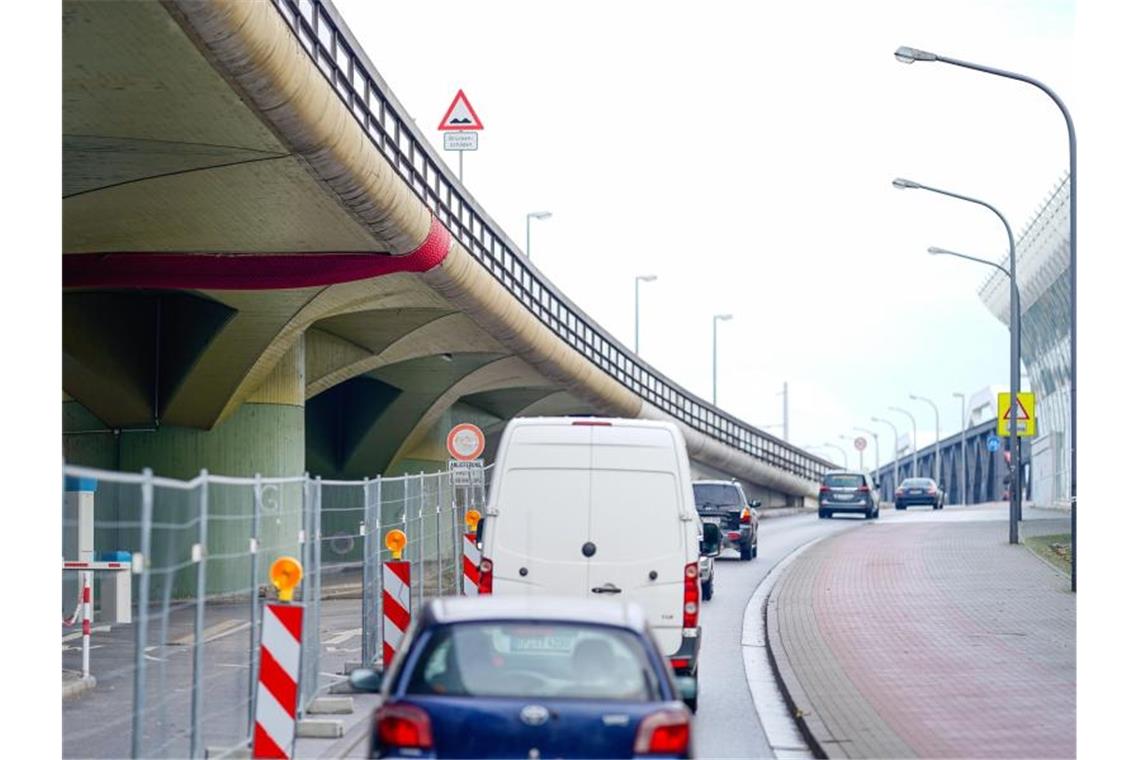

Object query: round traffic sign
[986,434,1002,453]
[447,423,485,461]
[853,436,867,452]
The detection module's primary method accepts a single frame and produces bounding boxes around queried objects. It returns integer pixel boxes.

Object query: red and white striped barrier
[252,603,303,759]
[462,533,480,596]
[382,560,411,667]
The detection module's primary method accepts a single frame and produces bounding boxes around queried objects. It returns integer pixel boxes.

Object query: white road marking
[62,626,110,643]
[322,628,362,646]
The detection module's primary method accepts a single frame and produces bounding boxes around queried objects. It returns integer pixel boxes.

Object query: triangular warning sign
[1002,397,1031,421]
[438,89,484,131]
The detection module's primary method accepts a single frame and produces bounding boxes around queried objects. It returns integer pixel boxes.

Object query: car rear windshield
[405,622,661,701]
[901,478,934,487]
[693,483,743,509]
[823,474,864,488]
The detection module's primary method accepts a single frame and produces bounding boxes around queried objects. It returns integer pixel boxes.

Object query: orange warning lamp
[385,529,408,560]
[269,556,303,603]
[465,509,482,533]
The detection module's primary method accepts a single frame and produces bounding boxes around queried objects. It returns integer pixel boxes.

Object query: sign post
[853,436,866,472]
[438,89,484,182]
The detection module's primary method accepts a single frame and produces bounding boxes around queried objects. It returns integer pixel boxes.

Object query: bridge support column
[63,339,306,595]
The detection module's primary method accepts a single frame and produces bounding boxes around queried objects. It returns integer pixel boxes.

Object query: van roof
[426,596,648,631]
[508,416,680,431]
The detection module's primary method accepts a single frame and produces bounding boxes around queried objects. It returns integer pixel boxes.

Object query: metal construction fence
[61,463,487,759]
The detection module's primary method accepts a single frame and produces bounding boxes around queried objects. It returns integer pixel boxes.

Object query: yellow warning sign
[997,392,1036,437]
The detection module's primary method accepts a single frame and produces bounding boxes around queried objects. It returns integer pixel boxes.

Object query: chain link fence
[61,463,487,759]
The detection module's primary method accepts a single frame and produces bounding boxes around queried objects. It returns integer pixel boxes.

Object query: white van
[476,417,718,709]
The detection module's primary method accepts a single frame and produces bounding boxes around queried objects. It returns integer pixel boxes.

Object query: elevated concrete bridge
[62,0,830,511]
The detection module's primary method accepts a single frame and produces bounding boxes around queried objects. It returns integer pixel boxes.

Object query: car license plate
[909,489,922,494]
[509,635,574,653]
[834,494,852,501]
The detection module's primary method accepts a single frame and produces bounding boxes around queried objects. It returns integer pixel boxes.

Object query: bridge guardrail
[269,0,831,483]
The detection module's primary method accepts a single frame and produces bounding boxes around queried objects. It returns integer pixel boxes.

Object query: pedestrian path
[767,506,1075,759]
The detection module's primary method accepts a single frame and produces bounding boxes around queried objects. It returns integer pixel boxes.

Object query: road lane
[692,512,867,758]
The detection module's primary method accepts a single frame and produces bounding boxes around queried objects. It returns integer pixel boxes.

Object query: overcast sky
[335,0,1073,462]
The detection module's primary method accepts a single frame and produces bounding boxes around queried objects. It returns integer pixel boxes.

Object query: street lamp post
[839,434,862,472]
[888,406,918,478]
[854,426,880,485]
[712,314,733,405]
[525,211,552,259]
[894,178,1020,545]
[910,394,941,488]
[871,416,900,499]
[634,274,657,354]
[895,44,1074,585]
[819,443,848,470]
[953,392,968,505]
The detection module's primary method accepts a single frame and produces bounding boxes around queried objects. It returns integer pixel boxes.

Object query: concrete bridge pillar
[63,338,306,596]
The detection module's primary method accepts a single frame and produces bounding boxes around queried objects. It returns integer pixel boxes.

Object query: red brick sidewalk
[768,516,1075,759]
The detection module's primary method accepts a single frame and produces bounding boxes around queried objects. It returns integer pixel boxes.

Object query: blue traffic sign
[986,434,1001,453]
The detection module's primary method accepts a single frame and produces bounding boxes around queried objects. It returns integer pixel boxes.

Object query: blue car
[351,596,695,759]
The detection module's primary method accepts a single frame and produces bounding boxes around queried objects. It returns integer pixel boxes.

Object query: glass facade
[978,176,1071,507]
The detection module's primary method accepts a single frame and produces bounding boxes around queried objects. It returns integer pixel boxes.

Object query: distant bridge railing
[269,0,830,482]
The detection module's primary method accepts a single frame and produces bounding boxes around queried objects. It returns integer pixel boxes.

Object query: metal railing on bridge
[61,462,486,759]
[268,0,829,483]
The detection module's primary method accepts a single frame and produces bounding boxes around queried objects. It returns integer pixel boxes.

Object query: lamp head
[927,246,950,256]
[892,177,921,190]
[894,46,937,64]
[715,313,733,321]
[529,211,553,220]
[637,274,658,282]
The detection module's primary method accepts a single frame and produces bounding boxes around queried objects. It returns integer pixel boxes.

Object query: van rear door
[487,422,591,596]
[585,424,686,656]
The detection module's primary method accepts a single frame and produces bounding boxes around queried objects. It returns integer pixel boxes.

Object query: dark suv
[818,471,880,519]
[692,480,759,561]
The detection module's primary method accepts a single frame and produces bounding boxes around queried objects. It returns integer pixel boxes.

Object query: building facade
[978,176,1071,508]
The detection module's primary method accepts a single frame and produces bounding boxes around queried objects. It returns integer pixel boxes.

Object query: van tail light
[857,485,870,493]
[739,507,751,524]
[634,708,691,755]
[895,488,905,496]
[376,703,433,750]
[819,485,830,493]
[927,487,938,495]
[683,562,699,628]
[478,558,493,594]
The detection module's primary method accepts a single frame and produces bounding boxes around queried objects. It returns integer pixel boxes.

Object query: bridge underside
[61,0,818,513]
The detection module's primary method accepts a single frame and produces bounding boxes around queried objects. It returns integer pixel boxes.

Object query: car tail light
[857,485,870,493]
[895,487,904,495]
[739,507,751,524]
[478,558,493,594]
[376,703,433,750]
[927,487,937,495]
[634,708,691,755]
[819,485,830,493]
[683,562,699,628]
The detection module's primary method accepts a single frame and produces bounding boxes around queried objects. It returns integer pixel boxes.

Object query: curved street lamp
[526,211,552,259]
[871,416,900,499]
[712,314,733,405]
[910,394,941,487]
[894,43,1074,583]
[634,274,657,354]
[887,406,918,477]
[818,442,848,470]
[894,178,1021,545]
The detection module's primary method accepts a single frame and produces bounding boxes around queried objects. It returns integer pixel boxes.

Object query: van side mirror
[675,675,697,703]
[700,522,721,556]
[748,499,762,509]
[475,517,485,544]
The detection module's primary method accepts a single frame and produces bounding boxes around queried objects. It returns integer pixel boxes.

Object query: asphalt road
[691,511,864,758]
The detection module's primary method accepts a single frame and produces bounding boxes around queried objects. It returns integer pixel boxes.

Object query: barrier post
[190,470,209,759]
[247,475,264,741]
[131,468,155,760]
[381,529,410,668]
[461,509,481,596]
[252,557,304,760]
